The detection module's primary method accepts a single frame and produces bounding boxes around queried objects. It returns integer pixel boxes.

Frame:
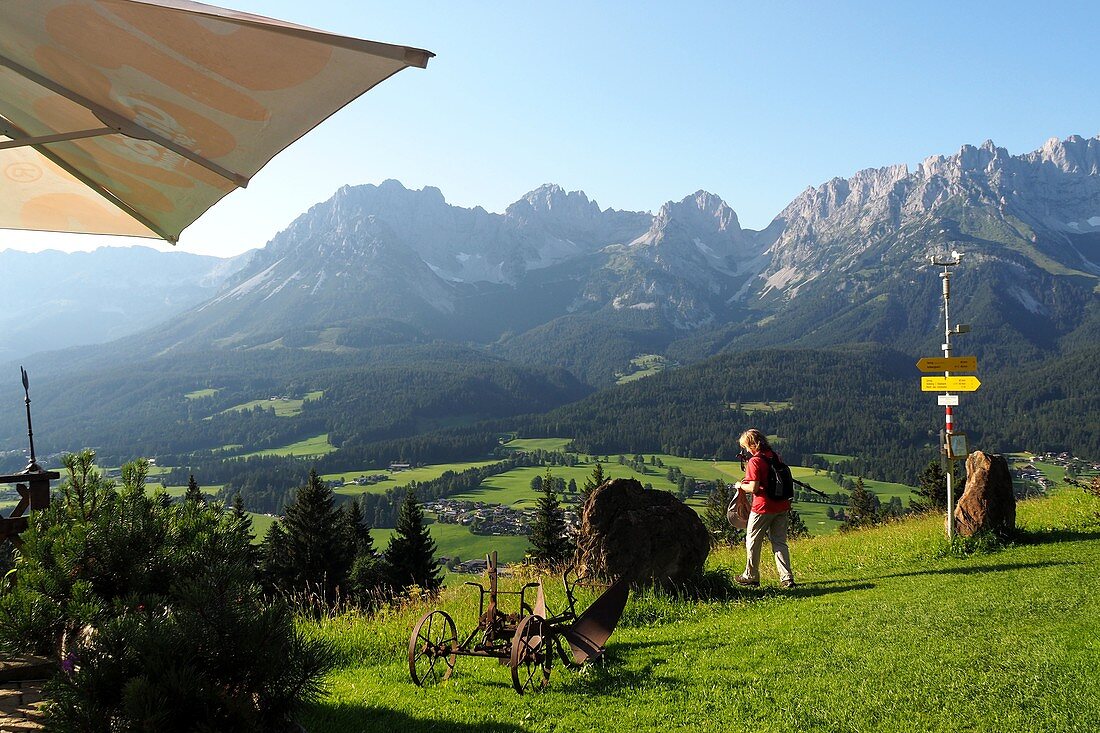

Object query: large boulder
[955,451,1016,538]
[574,478,710,586]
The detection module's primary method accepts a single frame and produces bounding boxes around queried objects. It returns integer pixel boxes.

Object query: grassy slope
[301,487,1100,733]
[239,433,336,459]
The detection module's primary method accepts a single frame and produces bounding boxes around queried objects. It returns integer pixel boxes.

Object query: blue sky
[2,0,1099,256]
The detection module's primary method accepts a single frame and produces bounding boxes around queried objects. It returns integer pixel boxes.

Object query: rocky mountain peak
[1026,134,1100,174]
[654,190,741,235]
[506,184,601,222]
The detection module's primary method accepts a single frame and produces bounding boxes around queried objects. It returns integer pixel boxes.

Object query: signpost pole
[931,252,965,540]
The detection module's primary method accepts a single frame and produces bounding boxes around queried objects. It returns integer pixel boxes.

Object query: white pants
[743,511,793,583]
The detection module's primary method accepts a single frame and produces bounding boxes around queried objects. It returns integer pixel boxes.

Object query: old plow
[408,551,629,694]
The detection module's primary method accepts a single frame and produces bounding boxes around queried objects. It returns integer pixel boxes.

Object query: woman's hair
[738,428,771,453]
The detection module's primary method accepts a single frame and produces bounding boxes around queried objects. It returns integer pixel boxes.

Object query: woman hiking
[734,428,795,589]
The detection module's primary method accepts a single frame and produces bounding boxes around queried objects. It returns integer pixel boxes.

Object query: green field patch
[616,354,673,384]
[814,452,856,464]
[240,433,335,459]
[247,513,276,543]
[453,462,679,509]
[153,484,226,499]
[371,522,530,565]
[502,437,573,453]
[328,461,499,498]
[216,391,323,419]
[736,400,793,413]
[184,388,220,400]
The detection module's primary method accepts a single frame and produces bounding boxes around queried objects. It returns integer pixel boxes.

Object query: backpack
[762,454,795,501]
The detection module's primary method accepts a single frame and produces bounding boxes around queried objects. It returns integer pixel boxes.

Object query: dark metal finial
[20,366,39,472]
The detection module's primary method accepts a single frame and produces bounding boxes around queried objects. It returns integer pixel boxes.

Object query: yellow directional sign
[916,356,978,372]
[921,376,981,392]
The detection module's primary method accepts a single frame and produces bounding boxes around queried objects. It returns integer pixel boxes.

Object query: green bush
[0,450,333,732]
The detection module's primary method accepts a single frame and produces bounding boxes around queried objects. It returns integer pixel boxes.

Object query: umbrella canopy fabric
[0,0,431,243]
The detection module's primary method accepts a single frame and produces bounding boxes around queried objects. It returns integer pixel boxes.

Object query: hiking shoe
[780,579,796,589]
[734,575,759,587]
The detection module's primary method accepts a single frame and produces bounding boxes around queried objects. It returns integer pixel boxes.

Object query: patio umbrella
[0,0,432,244]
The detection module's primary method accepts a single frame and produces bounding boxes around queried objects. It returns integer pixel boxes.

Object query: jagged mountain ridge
[12,134,1100,385]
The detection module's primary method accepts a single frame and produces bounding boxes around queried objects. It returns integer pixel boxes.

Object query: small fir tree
[841,478,880,531]
[184,473,204,504]
[266,468,352,600]
[581,460,606,505]
[703,481,742,546]
[384,490,443,593]
[787,509,811,539]
[528,468,572,565]
[912,459,962,512]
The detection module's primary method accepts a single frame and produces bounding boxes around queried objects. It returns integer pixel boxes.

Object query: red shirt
[745,449,791,514]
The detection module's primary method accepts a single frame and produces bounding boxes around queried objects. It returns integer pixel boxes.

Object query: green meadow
[239,433,336,459]
[308,444,922,560]
[615,354,673,384]
[301,485,1100,732]
[216,390,324,418]
[184,388,220,400]
[371,522,530,564]
[328,461,501,498]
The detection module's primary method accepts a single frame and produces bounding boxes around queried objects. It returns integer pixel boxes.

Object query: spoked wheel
[408,610,457,686]
[510,614,551,694]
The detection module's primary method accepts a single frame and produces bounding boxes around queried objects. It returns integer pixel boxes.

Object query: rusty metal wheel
[408,610,457,686]
[510,614,551,694]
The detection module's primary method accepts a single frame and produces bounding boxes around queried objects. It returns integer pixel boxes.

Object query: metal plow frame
[407,553,630,694]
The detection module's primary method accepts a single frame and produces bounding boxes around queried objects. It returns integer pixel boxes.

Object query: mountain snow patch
[629,302,656,310]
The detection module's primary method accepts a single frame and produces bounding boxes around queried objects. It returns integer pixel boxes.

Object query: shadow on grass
[870,559,1078,581]
[1016,528,1100,545]
[303,705,528,733]
[553,659,683,697]
[663,571,874,602]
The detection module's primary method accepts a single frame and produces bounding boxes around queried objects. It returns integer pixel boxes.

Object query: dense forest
[1,343,587,471]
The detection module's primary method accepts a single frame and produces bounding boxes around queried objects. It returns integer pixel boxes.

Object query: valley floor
[299,486,1100,732]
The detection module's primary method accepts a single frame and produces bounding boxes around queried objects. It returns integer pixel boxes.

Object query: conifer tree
[342,499,374,557]
[581,460,606,505]
[912,459,962,512]
[787,508,810,539]
[184,473,204,503]
[267,468,352,599]
[841,478,880,531]
[342,499,386,602]
[703,481,741,546]
[528,468,572,565]
[384,490,442,593]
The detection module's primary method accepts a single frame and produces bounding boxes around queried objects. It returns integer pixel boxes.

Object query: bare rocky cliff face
[762,136,1100,300]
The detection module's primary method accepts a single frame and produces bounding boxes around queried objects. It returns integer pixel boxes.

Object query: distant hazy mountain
[0,246,253,363]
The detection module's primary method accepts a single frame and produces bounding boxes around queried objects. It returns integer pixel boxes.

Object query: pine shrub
[0,450,333,732]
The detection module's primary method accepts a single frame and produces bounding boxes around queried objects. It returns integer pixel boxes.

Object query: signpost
[920,376,981,392]
[921,250,978,541]
[916,356,977,372]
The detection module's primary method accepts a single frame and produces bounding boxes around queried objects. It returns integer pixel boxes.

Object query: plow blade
[561,577,629,664]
